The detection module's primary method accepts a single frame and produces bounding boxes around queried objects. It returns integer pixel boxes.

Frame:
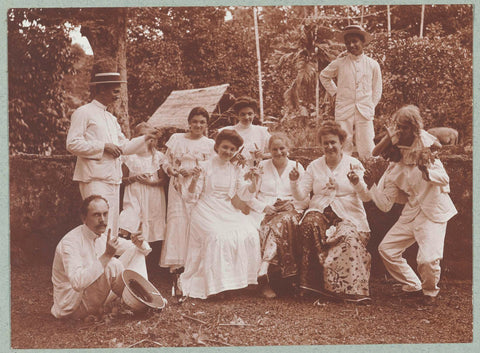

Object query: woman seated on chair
[248,133,308,298]
[289,121,372,303]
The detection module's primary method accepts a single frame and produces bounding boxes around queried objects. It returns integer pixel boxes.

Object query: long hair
[393,105,423,134]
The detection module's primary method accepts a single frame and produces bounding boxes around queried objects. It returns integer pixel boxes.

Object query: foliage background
[8,5,473,154]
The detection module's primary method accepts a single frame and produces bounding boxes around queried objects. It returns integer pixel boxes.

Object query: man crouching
[51,195,151,319]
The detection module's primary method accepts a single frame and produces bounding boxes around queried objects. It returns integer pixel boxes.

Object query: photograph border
[1,0,478,352]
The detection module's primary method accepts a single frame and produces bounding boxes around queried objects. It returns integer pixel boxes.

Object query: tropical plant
[8,9,78,155]
[273,17,342,121]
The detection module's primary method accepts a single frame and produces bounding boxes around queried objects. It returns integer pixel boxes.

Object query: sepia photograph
[7,2,475,350]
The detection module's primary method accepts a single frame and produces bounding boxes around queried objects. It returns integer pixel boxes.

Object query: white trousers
[71,246,148,319]
[378,211,446,297]
[79,181,120,237]
[337,108,375,159]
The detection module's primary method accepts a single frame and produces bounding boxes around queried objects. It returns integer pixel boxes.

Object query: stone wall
[10,152,472,279]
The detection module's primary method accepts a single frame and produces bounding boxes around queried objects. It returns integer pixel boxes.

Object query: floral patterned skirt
[298,210,371,296]
[259,210,303,278]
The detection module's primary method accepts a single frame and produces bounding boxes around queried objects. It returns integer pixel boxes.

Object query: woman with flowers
[290,121,372,303]
[178,129,261,299]
[160,107,215,276]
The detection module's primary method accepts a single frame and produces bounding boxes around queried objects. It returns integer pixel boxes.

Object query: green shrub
[366,30,472,142]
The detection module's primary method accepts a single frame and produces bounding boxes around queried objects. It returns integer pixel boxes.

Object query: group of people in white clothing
[51,24,456,320]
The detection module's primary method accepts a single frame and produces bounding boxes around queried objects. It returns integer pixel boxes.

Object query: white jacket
[320,53,382,121]
[66,100,147,184]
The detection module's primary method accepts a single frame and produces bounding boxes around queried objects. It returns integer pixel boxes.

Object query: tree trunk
[315,65,320,124]
[420,5,425,38]
[80,8,131,137]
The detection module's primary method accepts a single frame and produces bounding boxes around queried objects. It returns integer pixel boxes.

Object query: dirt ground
[11,264,473,349]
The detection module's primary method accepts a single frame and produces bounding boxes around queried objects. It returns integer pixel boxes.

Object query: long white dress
[178,155,261,299]
[160,133,215,268]
[119,150,166,242]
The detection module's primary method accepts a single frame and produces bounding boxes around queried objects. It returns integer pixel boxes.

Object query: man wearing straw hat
[66,63,158,238]
[320,24,382,159]
[51,195,151,319]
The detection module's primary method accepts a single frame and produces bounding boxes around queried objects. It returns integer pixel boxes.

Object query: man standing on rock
[320,25,382,159]
[66,64,157,236]
[51,195,151,319]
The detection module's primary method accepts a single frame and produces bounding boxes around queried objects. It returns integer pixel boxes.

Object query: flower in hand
[231,147,246,168]
[244,164,264,182]
[416,148,436,181]
[131,231,145,248]
[324,177,337,191]
[347,163,360,185]
[289,165,300,181]
[191,166,202,180]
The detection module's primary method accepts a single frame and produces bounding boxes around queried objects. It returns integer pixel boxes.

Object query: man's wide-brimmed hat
[89,72,127,86]
[336,25,372,45]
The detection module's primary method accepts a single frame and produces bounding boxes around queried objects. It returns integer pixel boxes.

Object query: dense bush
[274,27,472,147]
[8,10,78,155]
[366,29,472,141]
[8,6,472,153]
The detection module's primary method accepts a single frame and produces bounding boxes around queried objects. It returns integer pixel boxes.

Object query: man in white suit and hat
[66,64,158,237]
[320,25,382,159]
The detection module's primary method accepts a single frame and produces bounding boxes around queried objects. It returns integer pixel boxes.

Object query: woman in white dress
[160,108,215,274]
[248,133,309,298]
[118,122,168,272]
[219,96,271,160]
[219,96,271,214]
[178,129,261,299]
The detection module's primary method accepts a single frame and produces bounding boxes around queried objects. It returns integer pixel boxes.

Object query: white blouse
[292,154,370,232]
[219,124,271,159]
[187,155,254,202]
[248,159,308,213]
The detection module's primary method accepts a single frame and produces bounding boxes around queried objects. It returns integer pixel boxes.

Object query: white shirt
[66,100,147,184]
[248,159,308,213]
[370,160,457,224]
[51,224,150,318]
[292,154,370,232]
[320,53,382,121]
[219,124,271,159]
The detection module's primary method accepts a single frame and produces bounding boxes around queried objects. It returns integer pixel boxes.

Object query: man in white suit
[66,68,157,236]
[320,25,382,159]
[369,105,457,305]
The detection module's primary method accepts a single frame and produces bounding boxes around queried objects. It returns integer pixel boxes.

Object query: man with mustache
[66,64,158,238]
[51,195,151,319]
[320,25,382,159]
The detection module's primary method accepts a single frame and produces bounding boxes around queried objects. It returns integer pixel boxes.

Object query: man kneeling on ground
[51,195,151,319]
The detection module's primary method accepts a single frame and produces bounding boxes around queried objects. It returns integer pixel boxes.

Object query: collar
[323,153,344,171]
[92,99,108,111]
[213,154,230,167]
[234,123,252,131]
[81,224,102,241]
[348,53,364,62]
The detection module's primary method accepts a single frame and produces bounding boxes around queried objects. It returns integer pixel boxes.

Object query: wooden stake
[253,7,264,122]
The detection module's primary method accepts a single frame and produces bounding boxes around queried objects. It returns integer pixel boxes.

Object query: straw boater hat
[89,72,127,86]
[336,25,372,45]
